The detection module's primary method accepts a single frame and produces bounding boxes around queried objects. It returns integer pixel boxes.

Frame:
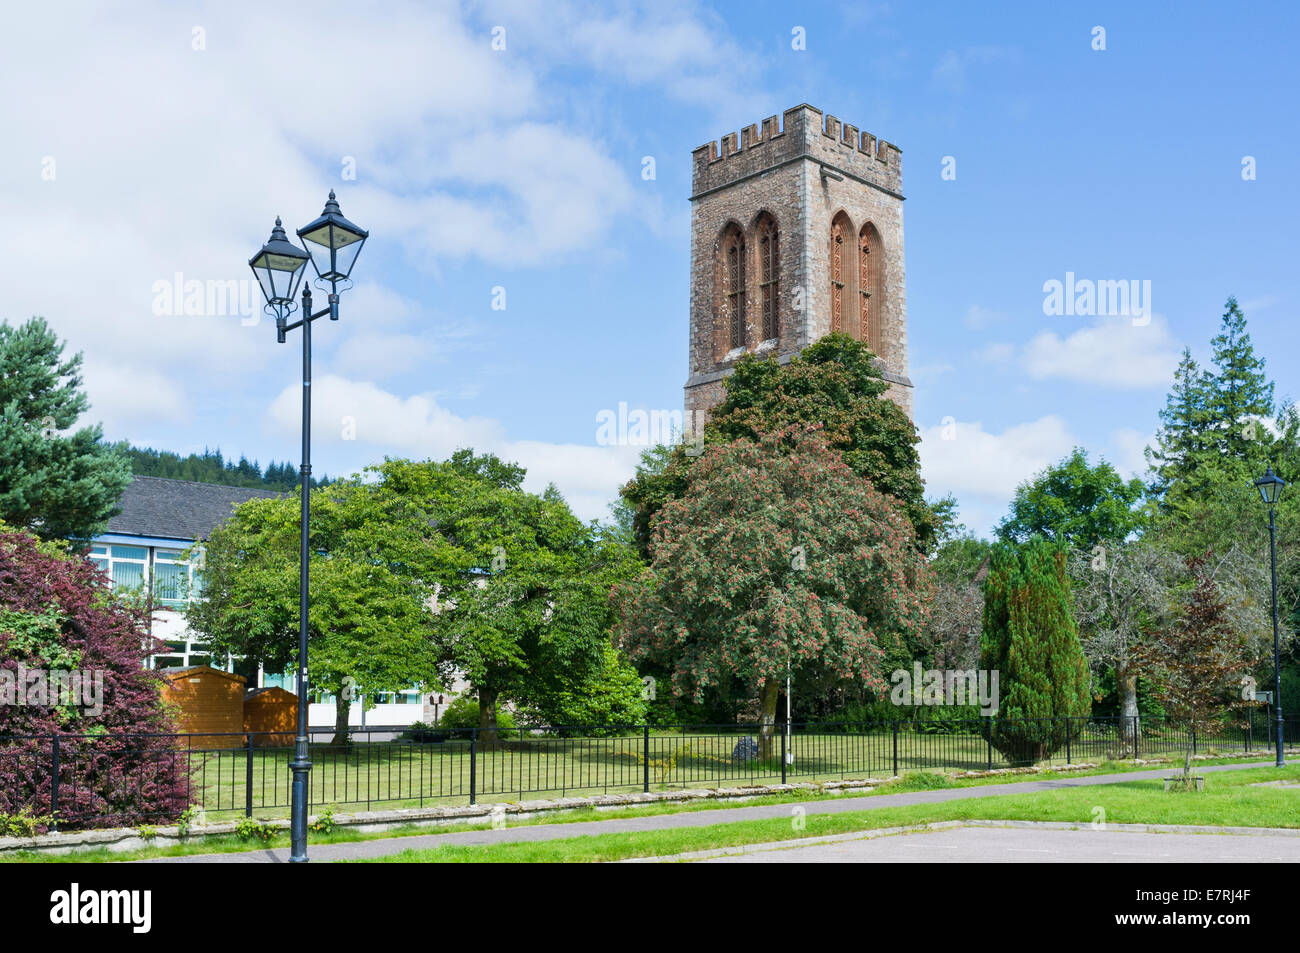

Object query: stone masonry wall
[685,104,912,425]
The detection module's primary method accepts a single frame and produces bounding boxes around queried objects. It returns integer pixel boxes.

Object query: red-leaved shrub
[0,526,189,830]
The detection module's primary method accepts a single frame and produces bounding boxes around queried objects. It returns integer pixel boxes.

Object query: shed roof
[160,665,247,685]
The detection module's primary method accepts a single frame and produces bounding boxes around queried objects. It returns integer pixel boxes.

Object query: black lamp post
[249,192,368,862]
[1253,465,1286,768]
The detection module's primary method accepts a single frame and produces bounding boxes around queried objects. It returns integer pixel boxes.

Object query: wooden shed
[243,686,298,747]
[159,665,246,748]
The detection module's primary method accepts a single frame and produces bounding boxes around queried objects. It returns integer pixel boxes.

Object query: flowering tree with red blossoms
[0,525,186,831]
[615,429,932,757]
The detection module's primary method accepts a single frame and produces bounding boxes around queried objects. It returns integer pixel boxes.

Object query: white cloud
[1022,316,1181,389]
[1,0,767,504]
[0,0,672,438]
[82,363,191,430]
[404,122,637,265]
[267,376,641,521]
[317,284,484,381]
[484,0,766,118]
[1239,296,1280,314]
[327,333,437,380]
[963,305,1009,330]
[504,439,644,520]
[1108,428,1156,480]
[919,415,1077,535]
[269,376,506,457]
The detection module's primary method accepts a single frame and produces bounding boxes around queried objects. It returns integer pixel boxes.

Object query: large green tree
[0,317,130,541]
[980,538,1092,764]
[997,447,1145,548]
[616,428,931,758]
[187,480,443,745]
[375,455,642,744]
[192,452,642,745]
[620,333,938,561]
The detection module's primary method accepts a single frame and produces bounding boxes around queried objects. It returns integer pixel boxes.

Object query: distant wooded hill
[115,444,330,490]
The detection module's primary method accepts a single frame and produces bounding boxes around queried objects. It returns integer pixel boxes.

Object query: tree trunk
[1118,664,1140,756]
[478,686,499,749]
[330,692,351,747]
[756,677,780,761]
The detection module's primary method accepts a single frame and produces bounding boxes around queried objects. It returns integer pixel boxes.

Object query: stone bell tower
[684,103,912,423]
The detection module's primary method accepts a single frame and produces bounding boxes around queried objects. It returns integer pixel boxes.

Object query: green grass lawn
[177,724,1258,822]
[353,762,1300,863]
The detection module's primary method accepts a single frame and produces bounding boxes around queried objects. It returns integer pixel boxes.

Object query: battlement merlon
[691,104,903,199]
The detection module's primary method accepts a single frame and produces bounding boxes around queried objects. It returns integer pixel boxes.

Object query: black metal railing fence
[3,713,1296,831]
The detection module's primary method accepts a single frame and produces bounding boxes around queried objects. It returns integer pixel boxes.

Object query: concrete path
[136,759,1288,863]
[640,821,1300,863]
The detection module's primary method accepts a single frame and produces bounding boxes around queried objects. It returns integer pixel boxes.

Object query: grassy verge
[352,762,1300,863]
[6,756,1289,863]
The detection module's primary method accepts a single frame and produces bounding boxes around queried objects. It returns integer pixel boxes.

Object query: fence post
[780,724,787,785]
[50,734,60,832]
[892,722,899,777]
[245,733,254,818]
[1191,726,1197,758]
[1065,717,1072,765]
[642,724,650,794]
[469,727,477,806]
[986,717,993,771]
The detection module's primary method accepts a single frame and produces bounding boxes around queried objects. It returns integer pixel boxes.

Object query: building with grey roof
[90,476,281,672]
[90,475,433,729]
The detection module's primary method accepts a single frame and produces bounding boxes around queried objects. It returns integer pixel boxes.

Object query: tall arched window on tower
[719,223,746,351]
[830,212,853,335]
[859,222,883,352]
[755,213,779,342]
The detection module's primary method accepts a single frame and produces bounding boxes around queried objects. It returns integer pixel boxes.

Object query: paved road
[673,824,1300,863]
[139,760,1284,863]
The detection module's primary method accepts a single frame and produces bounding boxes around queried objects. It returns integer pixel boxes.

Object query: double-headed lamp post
[249,191,368,862]
[1253,466,1286,768]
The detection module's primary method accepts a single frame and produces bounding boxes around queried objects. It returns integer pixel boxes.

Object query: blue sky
[3,0,1298,535]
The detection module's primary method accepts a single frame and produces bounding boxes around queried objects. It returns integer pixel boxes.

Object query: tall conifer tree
[1146,348,1213,499]
[1206,296,1273,468]
[0,317,130,540]
[1148,298,1276,511]
[980,538,1091,764]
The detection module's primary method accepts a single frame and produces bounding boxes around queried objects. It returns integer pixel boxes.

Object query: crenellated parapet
[691,104,902,199]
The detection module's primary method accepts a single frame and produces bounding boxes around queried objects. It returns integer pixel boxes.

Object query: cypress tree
[980,537,1092,764]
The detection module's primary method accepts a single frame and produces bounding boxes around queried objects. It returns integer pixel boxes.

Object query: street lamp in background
[1253,465,1286,768]
[249,191,368,862]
